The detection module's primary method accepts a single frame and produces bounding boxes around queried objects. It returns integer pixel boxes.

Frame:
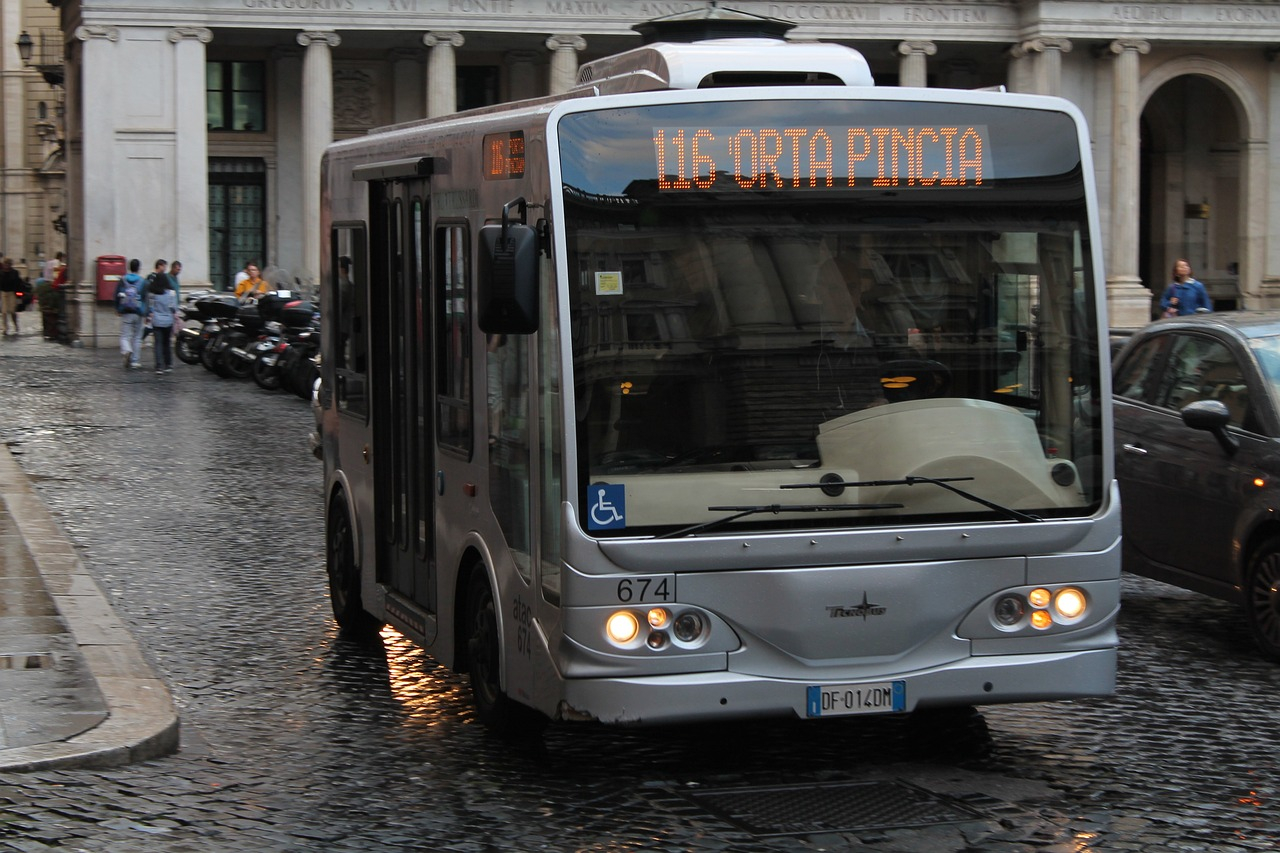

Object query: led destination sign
[652,125,990,191]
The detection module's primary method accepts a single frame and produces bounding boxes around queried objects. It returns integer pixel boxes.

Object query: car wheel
[1245,538,1280,662]
[326,493,380,636]
[464,571,547,737]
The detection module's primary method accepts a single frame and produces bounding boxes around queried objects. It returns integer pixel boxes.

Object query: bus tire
[465,571,547,737]
[1244,537,1280,662]
[326,494,379,636]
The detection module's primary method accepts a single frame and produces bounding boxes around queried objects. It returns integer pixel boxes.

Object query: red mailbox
[95,255,127,303]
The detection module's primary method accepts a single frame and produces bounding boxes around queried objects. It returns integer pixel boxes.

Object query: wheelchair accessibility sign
[588,483,626,530]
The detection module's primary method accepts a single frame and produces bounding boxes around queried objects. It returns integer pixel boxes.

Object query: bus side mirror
[478,219,539,335]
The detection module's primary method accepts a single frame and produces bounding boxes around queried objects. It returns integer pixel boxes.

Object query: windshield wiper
[656,502,903,539]
[781,475,1042,523]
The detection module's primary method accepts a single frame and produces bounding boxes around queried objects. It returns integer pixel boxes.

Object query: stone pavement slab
[0,436,179,771]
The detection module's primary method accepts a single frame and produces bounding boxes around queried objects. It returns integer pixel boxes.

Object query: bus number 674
[616,577,672,604]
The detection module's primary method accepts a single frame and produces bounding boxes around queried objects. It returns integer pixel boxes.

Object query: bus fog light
[1030,610,1053,630]
[647,631,669,650]
[673,612,705,643]
[1054,587,1087,620]
[606,611,640,645]
[647,608,670,629]
[994,595,1025,626]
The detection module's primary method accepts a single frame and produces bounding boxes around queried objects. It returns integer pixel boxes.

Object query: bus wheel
[326,495,379,636]
[1244,538,1280,662]
[465,572,546,737]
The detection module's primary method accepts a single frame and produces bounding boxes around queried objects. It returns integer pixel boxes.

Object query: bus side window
[436,223,472,452]
[333,225,368,416]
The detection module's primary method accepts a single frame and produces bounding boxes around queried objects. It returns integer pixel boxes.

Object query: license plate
[806,681,905,717]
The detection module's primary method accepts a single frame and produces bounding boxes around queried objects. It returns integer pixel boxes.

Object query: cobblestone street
[1,328,1279,852]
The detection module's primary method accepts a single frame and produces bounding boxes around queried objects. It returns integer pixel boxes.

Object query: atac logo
[826,592,887,620]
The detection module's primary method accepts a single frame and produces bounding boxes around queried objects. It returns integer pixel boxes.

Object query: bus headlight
[1053,587,1087,621]
[993,595,1025,627]
[984,585,1092,634]
[606,611,640,645]
[673,611,706,644]
[602,607,712,650]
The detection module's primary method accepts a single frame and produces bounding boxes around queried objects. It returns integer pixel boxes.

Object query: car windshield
[558,98,1104,537]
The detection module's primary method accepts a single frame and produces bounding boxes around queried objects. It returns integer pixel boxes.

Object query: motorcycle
[275,303,321,400]
[175,292,238,366]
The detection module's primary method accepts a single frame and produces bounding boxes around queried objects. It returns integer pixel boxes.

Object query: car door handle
[1122,443,1148,456]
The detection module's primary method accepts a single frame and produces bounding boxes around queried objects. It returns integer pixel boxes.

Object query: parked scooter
[276,304,321,400]
[175,292,238,366]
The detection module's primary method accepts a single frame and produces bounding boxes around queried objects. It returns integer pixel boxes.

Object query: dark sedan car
[1113,311,1280,662]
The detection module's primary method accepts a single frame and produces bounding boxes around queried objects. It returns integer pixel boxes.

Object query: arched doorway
[1139,59,1264,315]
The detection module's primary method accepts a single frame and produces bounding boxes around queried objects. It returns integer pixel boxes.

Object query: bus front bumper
[555,647,1115,725]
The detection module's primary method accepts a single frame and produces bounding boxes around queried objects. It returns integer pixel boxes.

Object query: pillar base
[1254,277,1280,309]
[1106,276,1153,331]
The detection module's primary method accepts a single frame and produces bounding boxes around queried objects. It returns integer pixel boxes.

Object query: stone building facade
[25,0,1280,336]
[2,0,65,282]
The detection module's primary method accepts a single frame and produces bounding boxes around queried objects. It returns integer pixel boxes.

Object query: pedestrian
[146,270,179,374]
[141,260,166,343]
[234,262,269,303]
[167,260,183,303]
[1160,259,1213,317]
[116,259,147,369]
[0,258,22,336]
[233,259,258,293]
[41,252,64,284]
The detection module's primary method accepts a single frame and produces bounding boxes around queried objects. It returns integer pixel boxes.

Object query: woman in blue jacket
[1161,259,1213,316]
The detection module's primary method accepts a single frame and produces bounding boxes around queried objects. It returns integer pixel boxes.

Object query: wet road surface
[1,330,1278,851]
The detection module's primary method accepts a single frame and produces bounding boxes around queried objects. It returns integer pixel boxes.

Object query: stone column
[71,24,122,344]
[505,50,541,102]
[1263,51,1280,304]
[424,31,463,118]
[1241,138,1267,308]
[1013,37,1072,96]
[545,34,586,95]
[170,27,212,286]
[297,30,340,288]
[2,2,27,261]
[391,48,424,124]
[1107,38,1152,329]
[273,46,303,281]
[896,40,936,88]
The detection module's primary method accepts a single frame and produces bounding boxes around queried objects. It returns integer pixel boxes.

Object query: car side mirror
[1181,399,1238,456]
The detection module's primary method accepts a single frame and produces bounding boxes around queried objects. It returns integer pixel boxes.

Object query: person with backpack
[116,258,147,368]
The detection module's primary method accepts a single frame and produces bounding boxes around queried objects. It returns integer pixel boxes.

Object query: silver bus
[319,21,1118,734]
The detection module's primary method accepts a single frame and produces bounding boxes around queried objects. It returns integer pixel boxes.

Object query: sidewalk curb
[0,445,180,772]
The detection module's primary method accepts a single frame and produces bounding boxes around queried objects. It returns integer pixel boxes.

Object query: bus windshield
[557,98,1103,537]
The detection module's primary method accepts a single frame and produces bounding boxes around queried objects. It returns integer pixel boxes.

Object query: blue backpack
[118,277,142,315]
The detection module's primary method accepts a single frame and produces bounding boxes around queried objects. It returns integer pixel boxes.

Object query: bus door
[370,178,437,625]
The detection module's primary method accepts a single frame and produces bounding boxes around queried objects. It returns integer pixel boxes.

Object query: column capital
[168,27,213,44]
[424,31,465,49]
[1108,38,1151,56]
[74,25,120,42]
[895,40,937,58]
[297,31,341,49]
[546,34,587,53]
[1012,37,1072,59]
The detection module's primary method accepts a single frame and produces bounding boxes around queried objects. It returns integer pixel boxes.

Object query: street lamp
[16,31,33,64]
